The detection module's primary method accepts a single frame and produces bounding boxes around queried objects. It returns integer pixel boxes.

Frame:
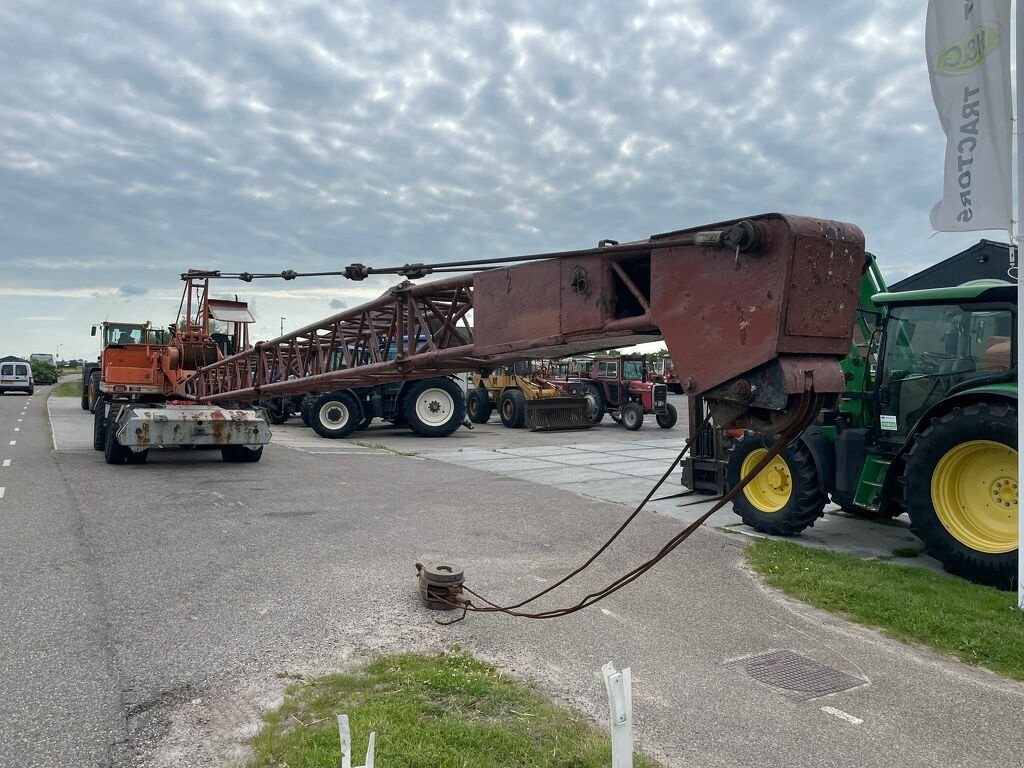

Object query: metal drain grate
[728,650,866,701]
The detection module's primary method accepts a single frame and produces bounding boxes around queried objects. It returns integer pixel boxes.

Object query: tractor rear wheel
[310,391,361,439]
[902,402,1017,589]
[498,389,527,429]
[727,434,827,535]
[656,403,678,429]
[621,402,644,431]
[467,388,492,424]
[80,377,90,410]
[405,378,466,437]
[578,382,605,424]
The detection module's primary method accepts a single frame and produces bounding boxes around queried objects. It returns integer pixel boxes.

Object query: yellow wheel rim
[931,440,1018,554]
[740,448,792,513]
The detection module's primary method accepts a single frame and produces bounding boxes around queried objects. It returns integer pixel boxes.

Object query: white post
[337,714,376,768]
[1016,0,1023,611]
[602,662,634,768]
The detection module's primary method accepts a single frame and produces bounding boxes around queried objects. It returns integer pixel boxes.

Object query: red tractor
[557,354,677,430]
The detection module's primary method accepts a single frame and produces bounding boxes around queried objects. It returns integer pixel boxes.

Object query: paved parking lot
[266,393,937,569]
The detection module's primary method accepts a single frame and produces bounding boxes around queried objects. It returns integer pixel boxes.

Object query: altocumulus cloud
[0,0,1008,357]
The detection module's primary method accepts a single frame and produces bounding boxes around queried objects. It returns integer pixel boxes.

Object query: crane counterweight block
[178,213,864,434]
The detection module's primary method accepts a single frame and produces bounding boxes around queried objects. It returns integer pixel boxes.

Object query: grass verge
[52,379,82,398]
[248,649,660,767]
[746,539,1024,680]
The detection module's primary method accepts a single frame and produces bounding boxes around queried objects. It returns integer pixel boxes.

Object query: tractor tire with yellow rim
[726,434,828,536]
[902,401,1017,589]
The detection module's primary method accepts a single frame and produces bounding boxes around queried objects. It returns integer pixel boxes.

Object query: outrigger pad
[525,398,593,432]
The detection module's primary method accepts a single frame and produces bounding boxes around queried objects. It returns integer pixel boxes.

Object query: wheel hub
[990,477,1018,509]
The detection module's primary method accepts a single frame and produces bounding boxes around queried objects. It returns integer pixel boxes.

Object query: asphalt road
[3,392,1023,767]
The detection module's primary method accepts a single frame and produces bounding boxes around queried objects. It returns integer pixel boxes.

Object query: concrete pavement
[10,392,1021,767]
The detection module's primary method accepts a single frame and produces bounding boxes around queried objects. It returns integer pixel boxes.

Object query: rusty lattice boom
[178,213,865,432]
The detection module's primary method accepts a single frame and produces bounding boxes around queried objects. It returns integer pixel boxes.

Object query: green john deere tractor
[727,254,1017,588]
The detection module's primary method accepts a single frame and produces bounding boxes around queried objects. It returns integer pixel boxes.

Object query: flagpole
[1015,0,1023,610]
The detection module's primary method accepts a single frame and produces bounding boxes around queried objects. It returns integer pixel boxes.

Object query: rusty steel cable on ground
[436,391,823,624]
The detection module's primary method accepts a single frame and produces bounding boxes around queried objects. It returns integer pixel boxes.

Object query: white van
[0,361,34,395]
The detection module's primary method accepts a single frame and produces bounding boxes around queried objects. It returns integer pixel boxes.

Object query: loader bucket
[524,397,594,431]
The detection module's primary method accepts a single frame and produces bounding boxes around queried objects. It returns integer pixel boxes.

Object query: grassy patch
[51,379,82,397]
[249,649,660,768]
[746,539,1024,680]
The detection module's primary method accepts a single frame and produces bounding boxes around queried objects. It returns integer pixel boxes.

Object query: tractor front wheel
[621,402,644,431]
[656,402,678,429]
[498,389,527,429]
[902,402,1017,589]
[726,435,827,535]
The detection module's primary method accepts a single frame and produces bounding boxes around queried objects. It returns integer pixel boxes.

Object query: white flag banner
[926,0,1012,232]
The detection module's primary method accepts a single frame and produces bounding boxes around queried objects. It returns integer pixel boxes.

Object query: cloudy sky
[0,0,1014,360]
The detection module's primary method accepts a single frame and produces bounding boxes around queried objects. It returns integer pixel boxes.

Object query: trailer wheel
[93,401,106,451]
[621,402,644,431]
[103,415,129,465]
[656,402,678,429]
[467,388,492,424]
[222,445,264,463]
[88,371,101,413]
[310,391,361,439]
[727,434,827,535]
[902,402,1017,589]
[405,378,466,437]
[498,389,526,428]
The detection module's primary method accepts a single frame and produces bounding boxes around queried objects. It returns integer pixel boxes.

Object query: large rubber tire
[356,415,373,431]
[727,434,828,535]
[621,402,644,431]
[902,401,1017,589]
[404,378,466,437]
[80,377,90,410]
[656,402,678,430]
[103,413,129,465]
[300,395,315,427]
[93,401,106,451]
[309,391,361,439]
[222,445,264,463]
[467,388,492,424]
[126,449,149,465]
[88,371,101,413]
[498,389,527,429]
[579,382,606,424]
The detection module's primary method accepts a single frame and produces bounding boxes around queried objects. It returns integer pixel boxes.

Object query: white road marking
[0,487,5,499]
[8,441,15,446]
[17,418,22,422]
[821,706,863,725]
[13,428,19,432]
[2,459,10,467]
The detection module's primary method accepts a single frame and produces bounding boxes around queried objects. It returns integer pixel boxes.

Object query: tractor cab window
[596,360,618,379]
[105,325,145,345]
[622,359,646,381]
[879,304,1014,440]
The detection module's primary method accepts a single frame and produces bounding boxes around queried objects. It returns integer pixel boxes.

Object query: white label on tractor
[879,414,898,431]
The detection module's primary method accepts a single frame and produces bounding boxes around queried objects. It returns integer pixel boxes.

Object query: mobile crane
[172,214,865,451]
